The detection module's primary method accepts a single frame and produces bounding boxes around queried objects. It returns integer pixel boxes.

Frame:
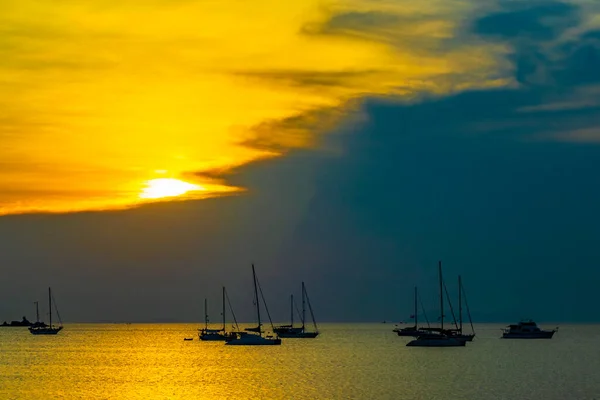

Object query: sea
[1,323,598,399]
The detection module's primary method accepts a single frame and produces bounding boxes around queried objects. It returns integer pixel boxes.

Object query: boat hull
[278,331,319,338]
[407,339,466,347]
[225,333,281,346]
[29,327,63,335]
[394,328,423,337]
[199,333,228,341]
[502,331,555,339]
[406,335,466,347]
[453,333,475,342]
[274,326,303,335]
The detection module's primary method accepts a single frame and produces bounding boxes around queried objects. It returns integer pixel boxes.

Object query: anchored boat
[225,264,281,346]
[199,287,238,341]
[29,287,63,335]
[406,262,466,347]
[275,282,319,339]
[393,286,431,337]
[501,320,557,339]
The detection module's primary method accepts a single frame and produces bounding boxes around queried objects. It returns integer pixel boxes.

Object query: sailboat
[225,264,281,346]
[449,275,475,341]
[407,262,465,347]
[31,301,48,328]
[199,287,235,341]
[393,287,429,337]
[29,287,63,335]
[275,282,319,338]
[274,294,302,335]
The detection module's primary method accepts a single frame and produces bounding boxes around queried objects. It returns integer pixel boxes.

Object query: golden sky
[0,0,513,215]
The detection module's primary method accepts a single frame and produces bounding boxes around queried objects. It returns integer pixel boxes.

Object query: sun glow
[140,179,203,200]
[0,0,515,215]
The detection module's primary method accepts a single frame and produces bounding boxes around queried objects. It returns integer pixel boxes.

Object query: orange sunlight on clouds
[0,0,511,215]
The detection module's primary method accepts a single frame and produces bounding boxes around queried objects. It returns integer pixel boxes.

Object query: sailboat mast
[290,294,294,326]
[302,282,306,329]
[461,279,476,334]
[34,301,39,323]
[252,264,261,331]
[222,286,226,331]
[48,287,52,328]
[204,298,208,330]
[458,275,463,333]
[414,286,418,327]
[305,283,318,333]
[224,287,240,331]
[438,261,443,331]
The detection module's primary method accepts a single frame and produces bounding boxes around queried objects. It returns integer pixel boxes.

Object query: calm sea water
[1,323,599,399]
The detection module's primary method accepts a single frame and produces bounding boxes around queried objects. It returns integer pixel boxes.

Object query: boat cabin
[506,320,542,333]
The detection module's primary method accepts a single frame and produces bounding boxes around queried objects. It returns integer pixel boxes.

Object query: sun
[140,178,204,199]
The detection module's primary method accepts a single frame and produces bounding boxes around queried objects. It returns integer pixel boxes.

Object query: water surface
[1,323,598,399]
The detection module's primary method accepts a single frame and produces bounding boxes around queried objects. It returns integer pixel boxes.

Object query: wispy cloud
[535,128,600,143]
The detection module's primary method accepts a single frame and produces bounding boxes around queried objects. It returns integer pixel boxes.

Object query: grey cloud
[301,10,459,53]
[472,1,593,88]
[239,106,348,153]
[235,69,383,90]
[302,11,403,37]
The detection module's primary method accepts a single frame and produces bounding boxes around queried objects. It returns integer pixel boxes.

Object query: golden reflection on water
[0,0,510,215]
[0,323,598,399]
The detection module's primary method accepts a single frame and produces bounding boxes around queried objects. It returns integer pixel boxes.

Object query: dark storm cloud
[474,2,578,41]
[270,0,600,322]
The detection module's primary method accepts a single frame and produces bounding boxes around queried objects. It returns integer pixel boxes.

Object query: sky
[1,0,600,323]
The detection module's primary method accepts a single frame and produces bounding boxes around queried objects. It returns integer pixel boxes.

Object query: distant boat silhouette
[447,275,475,341]
[423,275,476,341]
[29,287,63,335]
[30,300,49,328]
[501,320,557,339]
[274,294,301,335]
[406,332,465,347]
[394,286,430,337]
[0,301,50,328]
[225,264,281,345]
[199,287,238,341]
[407,262,466,347]
[274,282,319,339]
[1,316,33,327]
